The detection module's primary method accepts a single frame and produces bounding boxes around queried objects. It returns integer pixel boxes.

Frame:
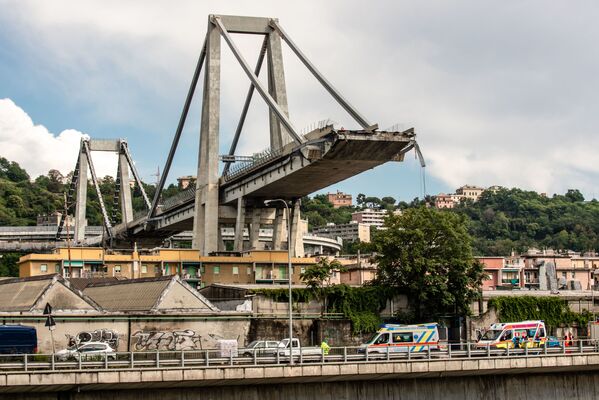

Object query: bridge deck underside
[222,135,411,203]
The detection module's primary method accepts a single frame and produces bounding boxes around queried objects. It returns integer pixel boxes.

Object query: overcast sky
[1,1,599,201]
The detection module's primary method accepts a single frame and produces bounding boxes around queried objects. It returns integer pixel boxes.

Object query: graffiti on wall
[132,329,202,351]
[66,329,119,349]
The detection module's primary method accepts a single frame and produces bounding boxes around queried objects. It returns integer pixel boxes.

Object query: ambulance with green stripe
[361,323,441,353]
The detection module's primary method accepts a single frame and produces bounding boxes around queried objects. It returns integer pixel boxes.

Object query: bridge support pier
[290,199,304,257]
[271,207,284,250]
[193,20,221,254]
[118,152,134,223]
[267,28,291,149]
[234,198,246,252]
[250,209,261,250]
[74,148,88,244]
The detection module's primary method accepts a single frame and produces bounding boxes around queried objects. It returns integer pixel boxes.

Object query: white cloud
[3,1,599,198]
[0,98,116,179]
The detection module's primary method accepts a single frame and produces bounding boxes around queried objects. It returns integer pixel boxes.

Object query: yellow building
[18,248,318,289]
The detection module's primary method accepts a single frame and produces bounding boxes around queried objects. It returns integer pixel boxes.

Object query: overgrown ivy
[488,296,593,328]
[250,285,396,334]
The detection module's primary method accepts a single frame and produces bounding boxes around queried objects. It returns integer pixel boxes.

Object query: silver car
[56,342,117,361]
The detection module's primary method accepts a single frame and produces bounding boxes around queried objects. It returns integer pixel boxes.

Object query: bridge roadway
[112,127,415,243]
[2,344,599,394]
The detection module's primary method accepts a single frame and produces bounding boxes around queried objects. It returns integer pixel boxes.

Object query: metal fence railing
[1,339,598,373]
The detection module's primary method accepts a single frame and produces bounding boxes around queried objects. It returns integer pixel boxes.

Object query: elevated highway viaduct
[3,353,599,399]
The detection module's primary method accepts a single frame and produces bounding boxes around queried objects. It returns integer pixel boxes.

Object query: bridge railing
[0,339,597,373]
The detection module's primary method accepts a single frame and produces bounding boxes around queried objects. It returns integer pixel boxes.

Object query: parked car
[242,340,280,357]
[0,325,37,354]
[545,336,561,348]
[56,342,116,361]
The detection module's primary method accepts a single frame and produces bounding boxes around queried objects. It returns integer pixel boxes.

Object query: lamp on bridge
[264,199,294,365]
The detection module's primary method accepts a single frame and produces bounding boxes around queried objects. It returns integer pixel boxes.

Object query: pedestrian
[320,340,330,355]
[564,331,573,347]
[512,332,520,349]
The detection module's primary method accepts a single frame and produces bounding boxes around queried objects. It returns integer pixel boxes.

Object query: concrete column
[192,19,221,253]
[289,199,304,257]
[118,151,134,223]
[267,29,290,149]
[271,207,284,250]
[234,198,246,252]
[74,149,88,243]
[250,209,261,250]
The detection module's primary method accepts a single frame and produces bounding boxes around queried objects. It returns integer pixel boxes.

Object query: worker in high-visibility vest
[320,341,330,355]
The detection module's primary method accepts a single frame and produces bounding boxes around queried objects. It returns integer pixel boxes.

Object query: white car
[242,340,281,357]
[56,342,117,361]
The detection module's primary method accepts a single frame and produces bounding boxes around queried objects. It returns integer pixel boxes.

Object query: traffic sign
[45,315,56,329]
[43,303,52,315]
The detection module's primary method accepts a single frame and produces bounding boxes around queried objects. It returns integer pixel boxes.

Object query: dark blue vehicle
[0,325,38,354]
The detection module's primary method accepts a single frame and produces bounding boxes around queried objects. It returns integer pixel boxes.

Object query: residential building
[521,248,591,290]
[326,191,353,208]
[336,254,377,286]
[312,222,371,243]
[455,185,485,201]
[177,175,196,189]
[18,248,318,289]
[351,208,400,228]
[477,257,504,290]
[477,255,526,291]
[434,193,462,209]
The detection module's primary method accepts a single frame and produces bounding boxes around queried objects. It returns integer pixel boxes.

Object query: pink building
[477,257,504,290]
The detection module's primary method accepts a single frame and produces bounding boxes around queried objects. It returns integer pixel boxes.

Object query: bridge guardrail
[0,339,597,373]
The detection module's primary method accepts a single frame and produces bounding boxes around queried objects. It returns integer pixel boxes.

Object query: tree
[0,157,29,182]
[372,207,485,321]
[0,253,22,277]
[300,258,346,316]
[356,193,366,208]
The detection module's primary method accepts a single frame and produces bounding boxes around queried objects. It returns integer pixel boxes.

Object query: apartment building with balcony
[312,221,371,243]
[351,208,401,228]
[18,248,318,290]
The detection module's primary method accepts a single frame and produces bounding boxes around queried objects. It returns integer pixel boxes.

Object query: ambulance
[360,323,441,353]
[476,320,547,349]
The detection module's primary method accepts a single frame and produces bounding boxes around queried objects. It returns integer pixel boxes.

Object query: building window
[572,271,576,278]
[232,266,239,275]
[40,264,47,273]
[55,264,61,273]
[141,265,147,274]
[247,266,251,275]
[213,266,220,275]
[115,265,121,273]
[301,267,306,274]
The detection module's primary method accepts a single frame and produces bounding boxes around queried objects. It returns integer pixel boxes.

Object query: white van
[361,323,440,353]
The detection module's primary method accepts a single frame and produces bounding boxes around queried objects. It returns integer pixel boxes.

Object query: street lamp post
[264,199,294,364]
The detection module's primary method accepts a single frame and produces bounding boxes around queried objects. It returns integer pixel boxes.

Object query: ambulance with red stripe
[361,323,440,353]
[477,320,547,349]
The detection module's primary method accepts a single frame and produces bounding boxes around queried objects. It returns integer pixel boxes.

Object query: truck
[0,325,38,354]
[360,323,441,353]
[276,338,323,357]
